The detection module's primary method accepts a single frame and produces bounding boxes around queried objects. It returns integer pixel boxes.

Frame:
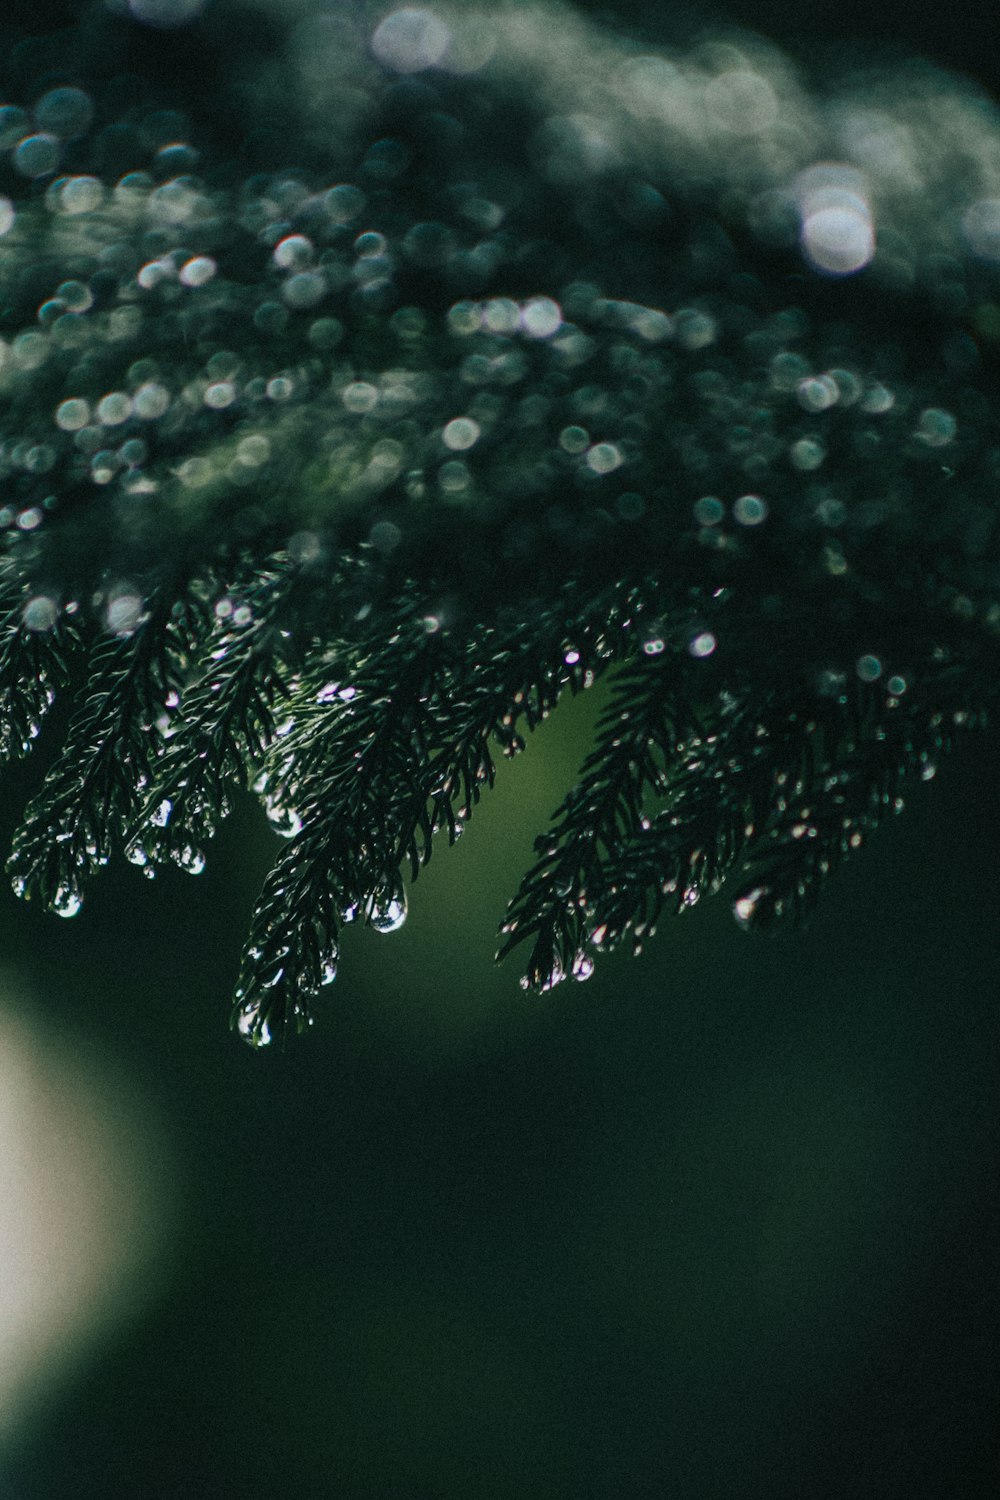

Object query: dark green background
[0,1,997,1495]
[1,686,998,1498]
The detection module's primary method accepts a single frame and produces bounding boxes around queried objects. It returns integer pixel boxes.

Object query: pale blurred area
[0,986,172,1454]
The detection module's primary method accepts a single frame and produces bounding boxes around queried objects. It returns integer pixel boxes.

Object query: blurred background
[0,684,997,1498]
[0,1,997,1496]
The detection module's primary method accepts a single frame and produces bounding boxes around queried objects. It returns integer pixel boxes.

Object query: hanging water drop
[175,846,206,875]
[572,952,595,981]
[236,1001,272,1048]
[151,798,173,827]
[266,800,303,838]
[368,888,407,932]
[53,886,82,919]
[538,959,565,992]
[733,885,768,929]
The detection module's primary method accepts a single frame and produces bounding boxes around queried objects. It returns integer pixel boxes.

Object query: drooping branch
[0,0,999,1040]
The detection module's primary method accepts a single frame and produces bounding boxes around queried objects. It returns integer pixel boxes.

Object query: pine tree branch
[497,641,691,989]
[232,602,450,1042]
[233,580,623,1043]
[127,562,297,875]
[0,1,998,1041]
[7,596,182,916]
[729,673,988,928]
[0,581,78,764]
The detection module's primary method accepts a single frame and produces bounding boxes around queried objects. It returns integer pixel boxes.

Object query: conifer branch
[234,579,624,1042]
[7,598,181,917]
[497,637,692,988]
[0,0,997,1041]
[729,675,987,928]
[127,562,297,876]
[0,583,77,763]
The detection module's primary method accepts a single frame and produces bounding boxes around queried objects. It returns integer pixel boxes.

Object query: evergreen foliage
[0,0,998,1042]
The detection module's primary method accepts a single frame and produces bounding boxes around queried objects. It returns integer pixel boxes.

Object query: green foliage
[0,0,998,1042]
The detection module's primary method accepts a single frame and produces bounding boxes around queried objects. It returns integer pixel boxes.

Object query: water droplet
[152,797,173,827]
[442,416,480,451]
[236,1001,272,1048]
[688,631,717,659]
[572,953,595,981]
[693,495,725,526]
[13,134,61,179]
[266,800,303,838]
[179,255,216,287]
[106,593,144,634]
[35,86,94,139]
[733,885,768,929]
[733,493,768,526]
[521,297,562,338]
[586,442,622,475]
[916,407,956,447]
[538,959,565,993]
[23,595,59,631]
[273,234,314,271]
[856,654,883,683]
[370,8,452,74]
[174,845,206,875]
[367,889,407,932]
[53,886,82,919]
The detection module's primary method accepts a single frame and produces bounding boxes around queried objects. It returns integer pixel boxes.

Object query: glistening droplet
[265,800,303,838]
[53,886,82,919]
[733,885,768,929]
[235,999,272,1048]
[367,889,407,933]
